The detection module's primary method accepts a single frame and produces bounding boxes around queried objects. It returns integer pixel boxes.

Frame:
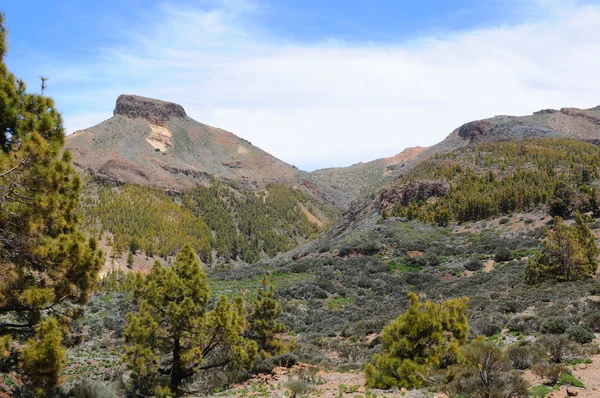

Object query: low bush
[445,338,529,398]
[532,362,566,385]
[582,311,600,332]
[540,316,570,335]
[494,246,512,262]
[251,352,299,375]
[285,379,314,398]
[464,258,483,271]
[469,316,504,337]
[56,380,118,398]
[506,315,540,334]
[566,325,594,344]
[506,343,543,370]
[536,334,577,363]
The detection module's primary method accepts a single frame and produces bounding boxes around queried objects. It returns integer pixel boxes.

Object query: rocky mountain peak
[113,94,187,126]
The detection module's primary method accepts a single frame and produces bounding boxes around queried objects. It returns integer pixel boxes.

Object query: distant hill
[277,103,600,262]
[311,146,427,199]
[66,95,350,208]
[425,105,600,156]
[67,97,600,269]
[311,105,600,202]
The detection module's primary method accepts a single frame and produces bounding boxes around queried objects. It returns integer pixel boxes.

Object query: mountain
[311,105,600,202]
[66,94,349,208]
[425,105,600,156]
[311,146,427,199]
[278,103,600,262]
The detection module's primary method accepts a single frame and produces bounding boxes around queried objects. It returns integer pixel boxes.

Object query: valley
[3,10,600,396]
[34,96,600,397]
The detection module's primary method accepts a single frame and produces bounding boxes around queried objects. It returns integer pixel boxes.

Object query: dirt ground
[218,363,448,398]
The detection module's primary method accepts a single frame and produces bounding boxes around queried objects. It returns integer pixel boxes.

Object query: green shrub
[566,325,594,344]
[557,372,584,387]
[540,316,569,334]
[494,246,512,262]
[582,311,600,332]
[464,258,483,271]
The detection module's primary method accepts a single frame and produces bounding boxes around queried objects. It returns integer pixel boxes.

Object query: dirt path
[569,354,600,397]
[298,203,325,227]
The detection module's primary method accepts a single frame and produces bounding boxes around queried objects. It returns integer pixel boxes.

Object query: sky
[3,0,600,171]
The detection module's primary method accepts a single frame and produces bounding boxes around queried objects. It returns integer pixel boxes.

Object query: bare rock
[561,107,600,125]
[566,387,580,396]
[114,94,186,126]
[457,120,491,140]
[534,109,558,115]
[271,366,287,376]
[400,179,451,205]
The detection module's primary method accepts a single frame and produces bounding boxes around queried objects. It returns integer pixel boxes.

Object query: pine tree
[574,211,599,266]
[248,275,288,358]
[365,293,469,389]
[0,12,103,390]
[526,214,598,284]
[127,251,134,269]
[124,246,257,395]
[20,317,66,394]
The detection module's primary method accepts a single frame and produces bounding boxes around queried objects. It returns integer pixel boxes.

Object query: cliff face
[113,95,186,126]
[66,95,351,208]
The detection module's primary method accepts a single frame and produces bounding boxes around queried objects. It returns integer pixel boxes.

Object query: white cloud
[55,1,600,170]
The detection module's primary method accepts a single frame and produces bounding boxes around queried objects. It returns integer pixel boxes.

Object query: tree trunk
[170,335,184,394]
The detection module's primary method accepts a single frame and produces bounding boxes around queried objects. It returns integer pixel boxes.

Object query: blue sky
[3,0,600,170]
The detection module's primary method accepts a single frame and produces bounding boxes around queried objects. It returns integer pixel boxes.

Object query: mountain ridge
[274,102,600,263]
[66,95,351,208]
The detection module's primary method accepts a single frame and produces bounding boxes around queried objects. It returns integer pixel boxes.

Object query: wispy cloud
[51,0,600,170]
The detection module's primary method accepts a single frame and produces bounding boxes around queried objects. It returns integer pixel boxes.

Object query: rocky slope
[66,95,350,208]
[311,146,427,199]
[278,103,600,262]
[311,105,600,203]
[425,105,600,157]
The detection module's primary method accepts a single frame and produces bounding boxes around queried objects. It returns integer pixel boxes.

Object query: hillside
[66,94,350,208]
[311,105,600,202]
[311,146,427,199]
[425,105,600,157]
[278,104,600,262]
[78,180,333,268]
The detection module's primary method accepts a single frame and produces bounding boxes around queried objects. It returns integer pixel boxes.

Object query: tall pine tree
[0,12,104,391]
[248,275,288,358]
[365,293,469,389]
[526,214,598,283]
[124,246,257,396]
